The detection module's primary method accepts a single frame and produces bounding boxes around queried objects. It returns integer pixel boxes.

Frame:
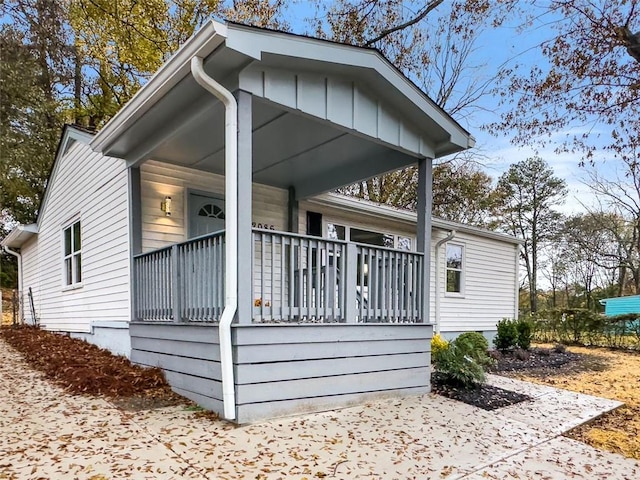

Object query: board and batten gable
[21,140,131,332]
[140,160,288,252]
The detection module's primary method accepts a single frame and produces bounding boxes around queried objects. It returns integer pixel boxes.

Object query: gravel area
[1,334,638,479]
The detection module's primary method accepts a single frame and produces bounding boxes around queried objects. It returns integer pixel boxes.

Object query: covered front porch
[91,20,473,423]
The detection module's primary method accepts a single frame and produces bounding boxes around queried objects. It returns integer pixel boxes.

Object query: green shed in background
[599,295,640,316]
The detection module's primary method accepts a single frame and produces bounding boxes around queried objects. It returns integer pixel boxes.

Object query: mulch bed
[0,325,185,411]
[432,346,609,411]
[431,373,531,410]
[489,346,611,378]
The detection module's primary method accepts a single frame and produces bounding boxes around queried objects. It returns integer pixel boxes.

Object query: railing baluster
[271,233,276,321]
[133,230,424,326]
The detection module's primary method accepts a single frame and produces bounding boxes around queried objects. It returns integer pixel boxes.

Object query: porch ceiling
[92,20,474,199]
[140,95,414,198]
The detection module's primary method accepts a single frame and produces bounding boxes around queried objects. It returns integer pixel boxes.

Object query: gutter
[91,20,227,154]
[434,230,456,334]
[191,56,238,421]
[3,246,23,320]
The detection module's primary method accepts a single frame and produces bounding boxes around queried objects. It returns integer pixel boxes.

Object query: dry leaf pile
[513,346,640,460]
[0,288,12,326]
[0,325,177,402]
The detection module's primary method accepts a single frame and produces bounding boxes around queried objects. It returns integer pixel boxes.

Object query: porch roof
[91,20,474,199]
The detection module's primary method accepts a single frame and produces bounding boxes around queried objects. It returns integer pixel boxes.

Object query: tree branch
[364,0,444,46]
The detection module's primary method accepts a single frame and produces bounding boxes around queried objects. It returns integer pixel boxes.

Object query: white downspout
[3,245,23,320]
[190,56,238,421]
[434,230,456,335]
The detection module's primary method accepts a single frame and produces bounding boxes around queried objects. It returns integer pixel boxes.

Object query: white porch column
[416,158,433,324]
[236,90,253,324]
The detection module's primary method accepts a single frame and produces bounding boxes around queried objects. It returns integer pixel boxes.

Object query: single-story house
[599,295,640,316]
[2,20,520,424]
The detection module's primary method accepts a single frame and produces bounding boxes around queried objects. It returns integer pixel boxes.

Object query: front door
[188,193,225,238]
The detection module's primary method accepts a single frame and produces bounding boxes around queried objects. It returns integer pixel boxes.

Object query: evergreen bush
[432,340,485,387]
[456,332,489,356]
[515,319,533,350]
[494,318,518,351]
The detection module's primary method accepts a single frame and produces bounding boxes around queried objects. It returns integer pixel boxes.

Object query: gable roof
[91,19,474,163]
[1,125,93,249]
[36,125,95,228]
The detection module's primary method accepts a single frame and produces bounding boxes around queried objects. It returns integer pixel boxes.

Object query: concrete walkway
[1,340,639,479]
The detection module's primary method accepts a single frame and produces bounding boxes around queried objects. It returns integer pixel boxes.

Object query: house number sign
[252,222,277,230]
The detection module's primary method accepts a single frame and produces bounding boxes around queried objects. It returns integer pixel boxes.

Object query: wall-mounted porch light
[160,196,172,216]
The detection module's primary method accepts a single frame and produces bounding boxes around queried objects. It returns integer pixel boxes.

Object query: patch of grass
[512,345,640,460]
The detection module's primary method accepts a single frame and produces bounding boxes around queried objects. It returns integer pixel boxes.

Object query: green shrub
[432,341,485,387]
[515,319,533,350]
[456,332,489,355]
[494,318,518,351]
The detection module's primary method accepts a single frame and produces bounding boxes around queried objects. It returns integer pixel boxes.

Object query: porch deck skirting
[130,322,432,423]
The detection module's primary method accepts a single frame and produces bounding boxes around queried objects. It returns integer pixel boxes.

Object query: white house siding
[20,236,39,324]
[28,142,130,333]
[299,201,518,332]
[434,229,518,333]
[140,161,289,306]
[140,161,288,252]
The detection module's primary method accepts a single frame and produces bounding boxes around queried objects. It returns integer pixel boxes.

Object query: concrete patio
[1,338,638,479]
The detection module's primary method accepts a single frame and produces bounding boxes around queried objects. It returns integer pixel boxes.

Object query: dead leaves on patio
[0,326,178,404]
[514,346,640,460]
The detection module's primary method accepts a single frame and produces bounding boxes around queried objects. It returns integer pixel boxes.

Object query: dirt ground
[507,345,640,460]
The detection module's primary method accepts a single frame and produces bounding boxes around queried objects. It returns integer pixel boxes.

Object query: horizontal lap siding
[30,142,130,333]
[140,161,288,252]
[435,230,517,331]
[232,323,432,424]
[20,237,39,324]
[299,201,518,333]
[604,296,640,316]
[130,322,223,412]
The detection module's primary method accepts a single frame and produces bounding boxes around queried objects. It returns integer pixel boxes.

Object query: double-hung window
[446,243,464,294]
[64,220,82,287]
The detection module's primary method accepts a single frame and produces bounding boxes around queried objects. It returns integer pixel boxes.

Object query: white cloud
[472,129,619,215]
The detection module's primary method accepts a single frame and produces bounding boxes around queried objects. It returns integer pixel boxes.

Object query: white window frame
[62,219,82,290]
[445,242,465,297]
[323,219,415,251]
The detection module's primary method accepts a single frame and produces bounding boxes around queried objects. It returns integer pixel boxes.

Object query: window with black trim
[64,220,82,286]
[446,243,463,293]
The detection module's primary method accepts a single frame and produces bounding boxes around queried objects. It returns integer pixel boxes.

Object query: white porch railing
[133,229,424,323]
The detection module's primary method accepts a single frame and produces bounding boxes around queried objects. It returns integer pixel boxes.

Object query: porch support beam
[236,90,253,324]
[129,167,143,255]
[416,157,433,324]
[294,149,412,200]
[288,186,299,233]
[128,166,143,322]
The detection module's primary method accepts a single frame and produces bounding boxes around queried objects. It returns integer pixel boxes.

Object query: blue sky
[281,1,618,215]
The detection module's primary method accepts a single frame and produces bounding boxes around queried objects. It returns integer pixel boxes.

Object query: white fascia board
[1,224,38,249]
[225,23,473,153]
[308,193,522,245]
[90,20,228,154]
